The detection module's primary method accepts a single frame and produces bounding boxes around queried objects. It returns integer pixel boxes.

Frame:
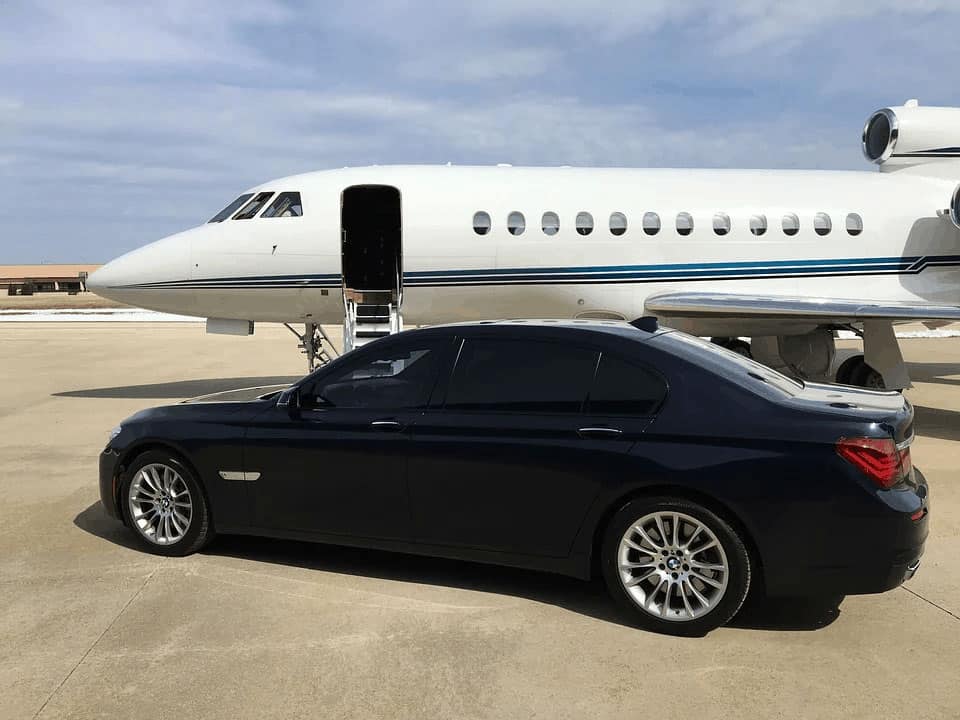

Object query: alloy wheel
[617,511,729,622]
[127,462,194,545]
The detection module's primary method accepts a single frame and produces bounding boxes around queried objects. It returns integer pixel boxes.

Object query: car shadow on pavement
[53,376,299,399]
[729,594,842,631]
[74,501,142,551]
[912,405,960,442]
[75,500,841,634]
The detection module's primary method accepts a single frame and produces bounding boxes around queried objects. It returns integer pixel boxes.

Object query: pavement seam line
[31,566,159,720]
[901,585,960,623]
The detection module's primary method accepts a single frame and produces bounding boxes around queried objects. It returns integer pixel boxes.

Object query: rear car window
[588,353,667,415]
[446,338,598,413]
[657,332,802,396]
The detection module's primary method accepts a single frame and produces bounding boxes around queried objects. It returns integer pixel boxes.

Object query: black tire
[711,337,752,358]
[121,450,214,556]
[835,355,862,385]
[837,355,885,389]
[726,339,752,358]
[851,359,885,389]
[600,496,751,636]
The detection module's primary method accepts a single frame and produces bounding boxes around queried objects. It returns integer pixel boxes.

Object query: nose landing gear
[284,322,338,373]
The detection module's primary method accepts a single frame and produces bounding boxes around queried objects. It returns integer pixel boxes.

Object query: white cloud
[0,0,292,67]
[400,48,562,82]
[3,0,960,261]
[457,0,960,50]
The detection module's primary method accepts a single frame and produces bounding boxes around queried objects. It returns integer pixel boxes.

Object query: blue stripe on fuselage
[111,254,960,290]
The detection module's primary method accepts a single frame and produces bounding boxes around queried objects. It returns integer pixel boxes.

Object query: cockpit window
[233,192,274,220]
[260,192,303,218]
[208,194,253,223]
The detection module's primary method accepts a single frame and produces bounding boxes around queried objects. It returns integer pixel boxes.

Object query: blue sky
[2,0,960,263]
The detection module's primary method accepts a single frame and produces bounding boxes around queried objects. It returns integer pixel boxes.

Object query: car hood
[181,384,290,404]
[119,387,285,427]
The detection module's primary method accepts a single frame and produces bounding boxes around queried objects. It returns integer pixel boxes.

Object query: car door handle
[577,426,623,438]
[370,420,404,432]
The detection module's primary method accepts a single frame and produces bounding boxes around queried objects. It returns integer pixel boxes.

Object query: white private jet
[88,100,960,388]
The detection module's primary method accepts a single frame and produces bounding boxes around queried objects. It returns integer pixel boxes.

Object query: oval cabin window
[713,213,731,236]
[609,212,627,236]
[814,212,832,236]
[542,212,560,236]
[782,213,800,237]
[473,211,491,235]
[642,212,660,236]
[846,213,863,236]
[676,212,694,236]
[749,214,767,236]
[576,212,594,236]
[507,211,526,236]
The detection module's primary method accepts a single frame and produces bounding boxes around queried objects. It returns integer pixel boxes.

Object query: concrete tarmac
[1,323,958,719]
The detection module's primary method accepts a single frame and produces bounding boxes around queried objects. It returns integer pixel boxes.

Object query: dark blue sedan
[99,320,928,635]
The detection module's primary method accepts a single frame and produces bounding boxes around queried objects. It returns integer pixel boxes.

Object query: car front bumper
[99,447,124,521]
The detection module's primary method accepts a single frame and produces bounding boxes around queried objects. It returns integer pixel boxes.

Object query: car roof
[400,318,667,343]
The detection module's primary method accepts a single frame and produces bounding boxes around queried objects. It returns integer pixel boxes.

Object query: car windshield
[659,332,803,395]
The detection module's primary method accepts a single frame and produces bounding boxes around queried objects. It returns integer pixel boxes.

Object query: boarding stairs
[343,289,403,353]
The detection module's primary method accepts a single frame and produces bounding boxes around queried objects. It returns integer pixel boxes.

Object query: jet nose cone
[86,255,140,301]
[85,263,114,296]
[85,229,197,306]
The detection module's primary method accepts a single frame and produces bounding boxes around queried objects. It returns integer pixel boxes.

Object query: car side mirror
[276,387,300,413]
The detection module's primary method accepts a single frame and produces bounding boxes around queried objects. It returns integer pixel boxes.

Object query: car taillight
[836,437,911,489]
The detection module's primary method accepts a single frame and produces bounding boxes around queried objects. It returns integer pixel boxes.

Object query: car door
[576,348,668,478]
[408,334,643,558]
[244,336,452,541]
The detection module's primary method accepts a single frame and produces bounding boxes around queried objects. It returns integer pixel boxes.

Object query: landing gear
[831,321,908,389]
[711,337,752,358]
[284,322,338,373]
[836,355,885,389]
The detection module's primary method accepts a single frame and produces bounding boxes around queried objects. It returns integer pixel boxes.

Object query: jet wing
[644,293,960,324]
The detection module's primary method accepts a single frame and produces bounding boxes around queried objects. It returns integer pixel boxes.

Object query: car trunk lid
[790,381,914,444]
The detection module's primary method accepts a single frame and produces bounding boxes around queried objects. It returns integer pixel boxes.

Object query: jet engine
[862,100,960,170]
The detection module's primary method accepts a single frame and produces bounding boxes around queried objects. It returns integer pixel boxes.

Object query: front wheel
[122,450,214,556]
[600,497,751,636]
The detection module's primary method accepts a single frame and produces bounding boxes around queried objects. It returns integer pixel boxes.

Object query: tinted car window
[306,343,444,409]
[658,332,802,396]
[445,339,598,413]
[588,353,666,415]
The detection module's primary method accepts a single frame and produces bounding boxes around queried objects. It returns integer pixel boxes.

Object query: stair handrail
[344,298,358,353]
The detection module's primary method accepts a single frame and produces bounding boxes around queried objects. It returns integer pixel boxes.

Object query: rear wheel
[711,337,752,358]
[122,450,213,556]
[853,360,885,389]
[836,354,885,389]
[601,496,751,636]
[725,340,752,358]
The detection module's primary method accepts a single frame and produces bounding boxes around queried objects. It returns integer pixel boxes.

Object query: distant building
[0,265,102,295]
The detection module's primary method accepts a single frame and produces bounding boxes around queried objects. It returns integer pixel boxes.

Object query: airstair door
[341,185,403,352]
